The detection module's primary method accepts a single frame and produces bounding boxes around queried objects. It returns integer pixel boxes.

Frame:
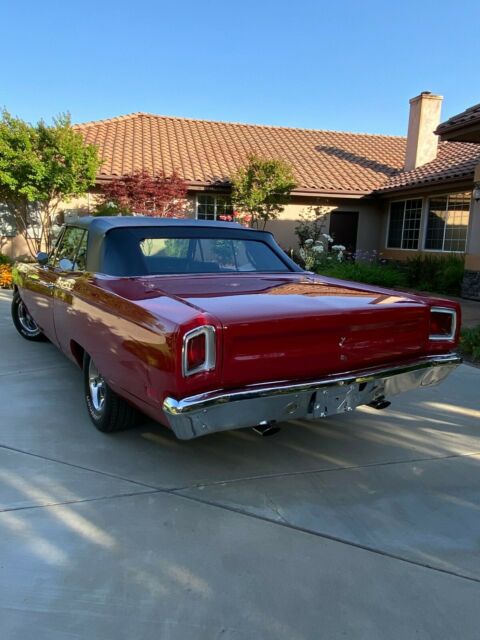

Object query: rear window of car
[102,229,291,276]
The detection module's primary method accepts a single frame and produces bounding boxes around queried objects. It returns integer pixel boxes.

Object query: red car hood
[114,273,431,387]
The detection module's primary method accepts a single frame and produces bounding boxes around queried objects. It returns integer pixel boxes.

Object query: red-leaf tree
[95,170,187,217]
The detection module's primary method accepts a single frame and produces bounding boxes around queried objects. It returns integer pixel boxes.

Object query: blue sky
[1,0,478,136]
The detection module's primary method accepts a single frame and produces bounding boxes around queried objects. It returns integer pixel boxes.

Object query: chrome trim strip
[181,325,216,377]
[429,307,456,342]
[165,353,462,416]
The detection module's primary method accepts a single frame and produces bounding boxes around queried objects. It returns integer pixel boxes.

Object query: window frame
[423,191,471,253]
[195,193,233,221]
[50,226,88,272]
[386,198,424,251]
[101,226,296,276]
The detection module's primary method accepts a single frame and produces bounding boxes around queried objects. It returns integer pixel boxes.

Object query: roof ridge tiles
[74,111,406,140]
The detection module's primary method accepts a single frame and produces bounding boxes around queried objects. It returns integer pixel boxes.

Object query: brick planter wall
[462,270,480,300]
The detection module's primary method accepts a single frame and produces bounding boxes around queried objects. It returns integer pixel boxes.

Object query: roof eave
[437,122,480,143]
[95,175,374,199]
[375,175,474,198]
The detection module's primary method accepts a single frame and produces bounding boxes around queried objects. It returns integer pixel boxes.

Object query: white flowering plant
[299,233,346,271]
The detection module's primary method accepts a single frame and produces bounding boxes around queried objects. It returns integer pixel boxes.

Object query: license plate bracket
[312,384,358,418]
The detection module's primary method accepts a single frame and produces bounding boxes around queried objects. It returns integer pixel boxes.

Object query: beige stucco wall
[188,193,383,253]
[267,196,382,253]
[1,234,30,260]
[61,192,99,217]
[268,197,330,249]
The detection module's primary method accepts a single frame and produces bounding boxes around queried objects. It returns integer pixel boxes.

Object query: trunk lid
[145,273,431,387]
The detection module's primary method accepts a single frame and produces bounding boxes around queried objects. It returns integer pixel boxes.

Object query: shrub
[93,201,133,217]
[460,325,480,362]
[0,252,13,265]
[402,255,464,295]
[293,219,465,295]
[96,170,187,217]
[295,206,330,248]
[316,253,465,295]
[317,261,408,289]
[0,263,13,288]
[299,234,346,271]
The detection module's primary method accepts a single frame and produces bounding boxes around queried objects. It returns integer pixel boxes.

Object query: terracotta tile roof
[376,142,480,193]
[74,112,407,196]
[435,103,480,137]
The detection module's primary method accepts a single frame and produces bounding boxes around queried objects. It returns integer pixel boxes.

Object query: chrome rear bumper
[162,354,462,440]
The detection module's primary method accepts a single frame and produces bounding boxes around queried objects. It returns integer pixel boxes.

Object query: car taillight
[187,333,206,371]
[182,326,216,376]
[429,307,456,341]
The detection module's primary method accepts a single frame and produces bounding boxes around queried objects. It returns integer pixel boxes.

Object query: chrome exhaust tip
[252,421,281,437]
[368,397,391,410]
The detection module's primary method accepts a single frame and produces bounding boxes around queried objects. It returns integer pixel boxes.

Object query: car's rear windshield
[101,228,292,276]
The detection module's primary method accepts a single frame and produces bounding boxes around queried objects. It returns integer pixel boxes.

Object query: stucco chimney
[405,92,443,171]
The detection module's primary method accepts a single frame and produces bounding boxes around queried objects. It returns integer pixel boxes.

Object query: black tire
[83,353,138,433]
[11,292,47,342]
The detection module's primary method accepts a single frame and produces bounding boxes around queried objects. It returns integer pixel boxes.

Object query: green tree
[231,153,296,229]
[0,111,101,257]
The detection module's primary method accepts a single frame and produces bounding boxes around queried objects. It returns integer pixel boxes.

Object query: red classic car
[12,217,461,439]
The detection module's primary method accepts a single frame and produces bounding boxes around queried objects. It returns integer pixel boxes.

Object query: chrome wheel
[83,353,138,433]
[88,359,106,413]
[17,300,40,335]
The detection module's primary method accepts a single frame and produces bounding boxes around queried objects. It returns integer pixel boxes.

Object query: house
[3,93,480,299]
[434,103,480,300]
[69,110,409,254]
[376,94,480,300]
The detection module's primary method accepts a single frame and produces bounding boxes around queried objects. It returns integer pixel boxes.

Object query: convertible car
[12,217,461,439]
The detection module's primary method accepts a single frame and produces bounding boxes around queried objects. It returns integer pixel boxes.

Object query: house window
[387,199,423,249]
[425,192,471,252]
[196,194,233,221]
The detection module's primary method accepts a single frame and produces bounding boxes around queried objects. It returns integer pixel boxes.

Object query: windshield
[101,228,292,276]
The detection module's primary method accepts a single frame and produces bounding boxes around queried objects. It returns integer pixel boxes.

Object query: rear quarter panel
[54,274,222,425]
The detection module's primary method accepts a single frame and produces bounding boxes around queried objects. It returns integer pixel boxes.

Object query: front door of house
[329,211,359,254]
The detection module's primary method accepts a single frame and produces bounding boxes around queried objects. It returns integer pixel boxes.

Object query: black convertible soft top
[64,216,301,274]
[73,216,248,237]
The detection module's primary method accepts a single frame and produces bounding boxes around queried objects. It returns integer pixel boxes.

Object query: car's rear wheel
[83,353,138,432]
[11,293,46,341]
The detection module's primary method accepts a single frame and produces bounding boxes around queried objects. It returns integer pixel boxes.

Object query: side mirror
[58,258,74,271]
[36,251,49,266]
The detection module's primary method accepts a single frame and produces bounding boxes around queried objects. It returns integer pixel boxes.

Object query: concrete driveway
[1,289,479,639]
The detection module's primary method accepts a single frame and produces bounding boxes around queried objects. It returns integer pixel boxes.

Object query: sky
[1,0,479,136]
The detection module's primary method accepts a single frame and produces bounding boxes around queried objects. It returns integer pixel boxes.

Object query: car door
[21,227,87,344]
[53,227,90,357]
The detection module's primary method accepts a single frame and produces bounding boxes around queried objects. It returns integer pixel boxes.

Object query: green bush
[460,325,480,362]
[315,254,465,296]
[317,261,408,289]
[93,202,133,217]
[402,255,464,295]
[0,252,13,265]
